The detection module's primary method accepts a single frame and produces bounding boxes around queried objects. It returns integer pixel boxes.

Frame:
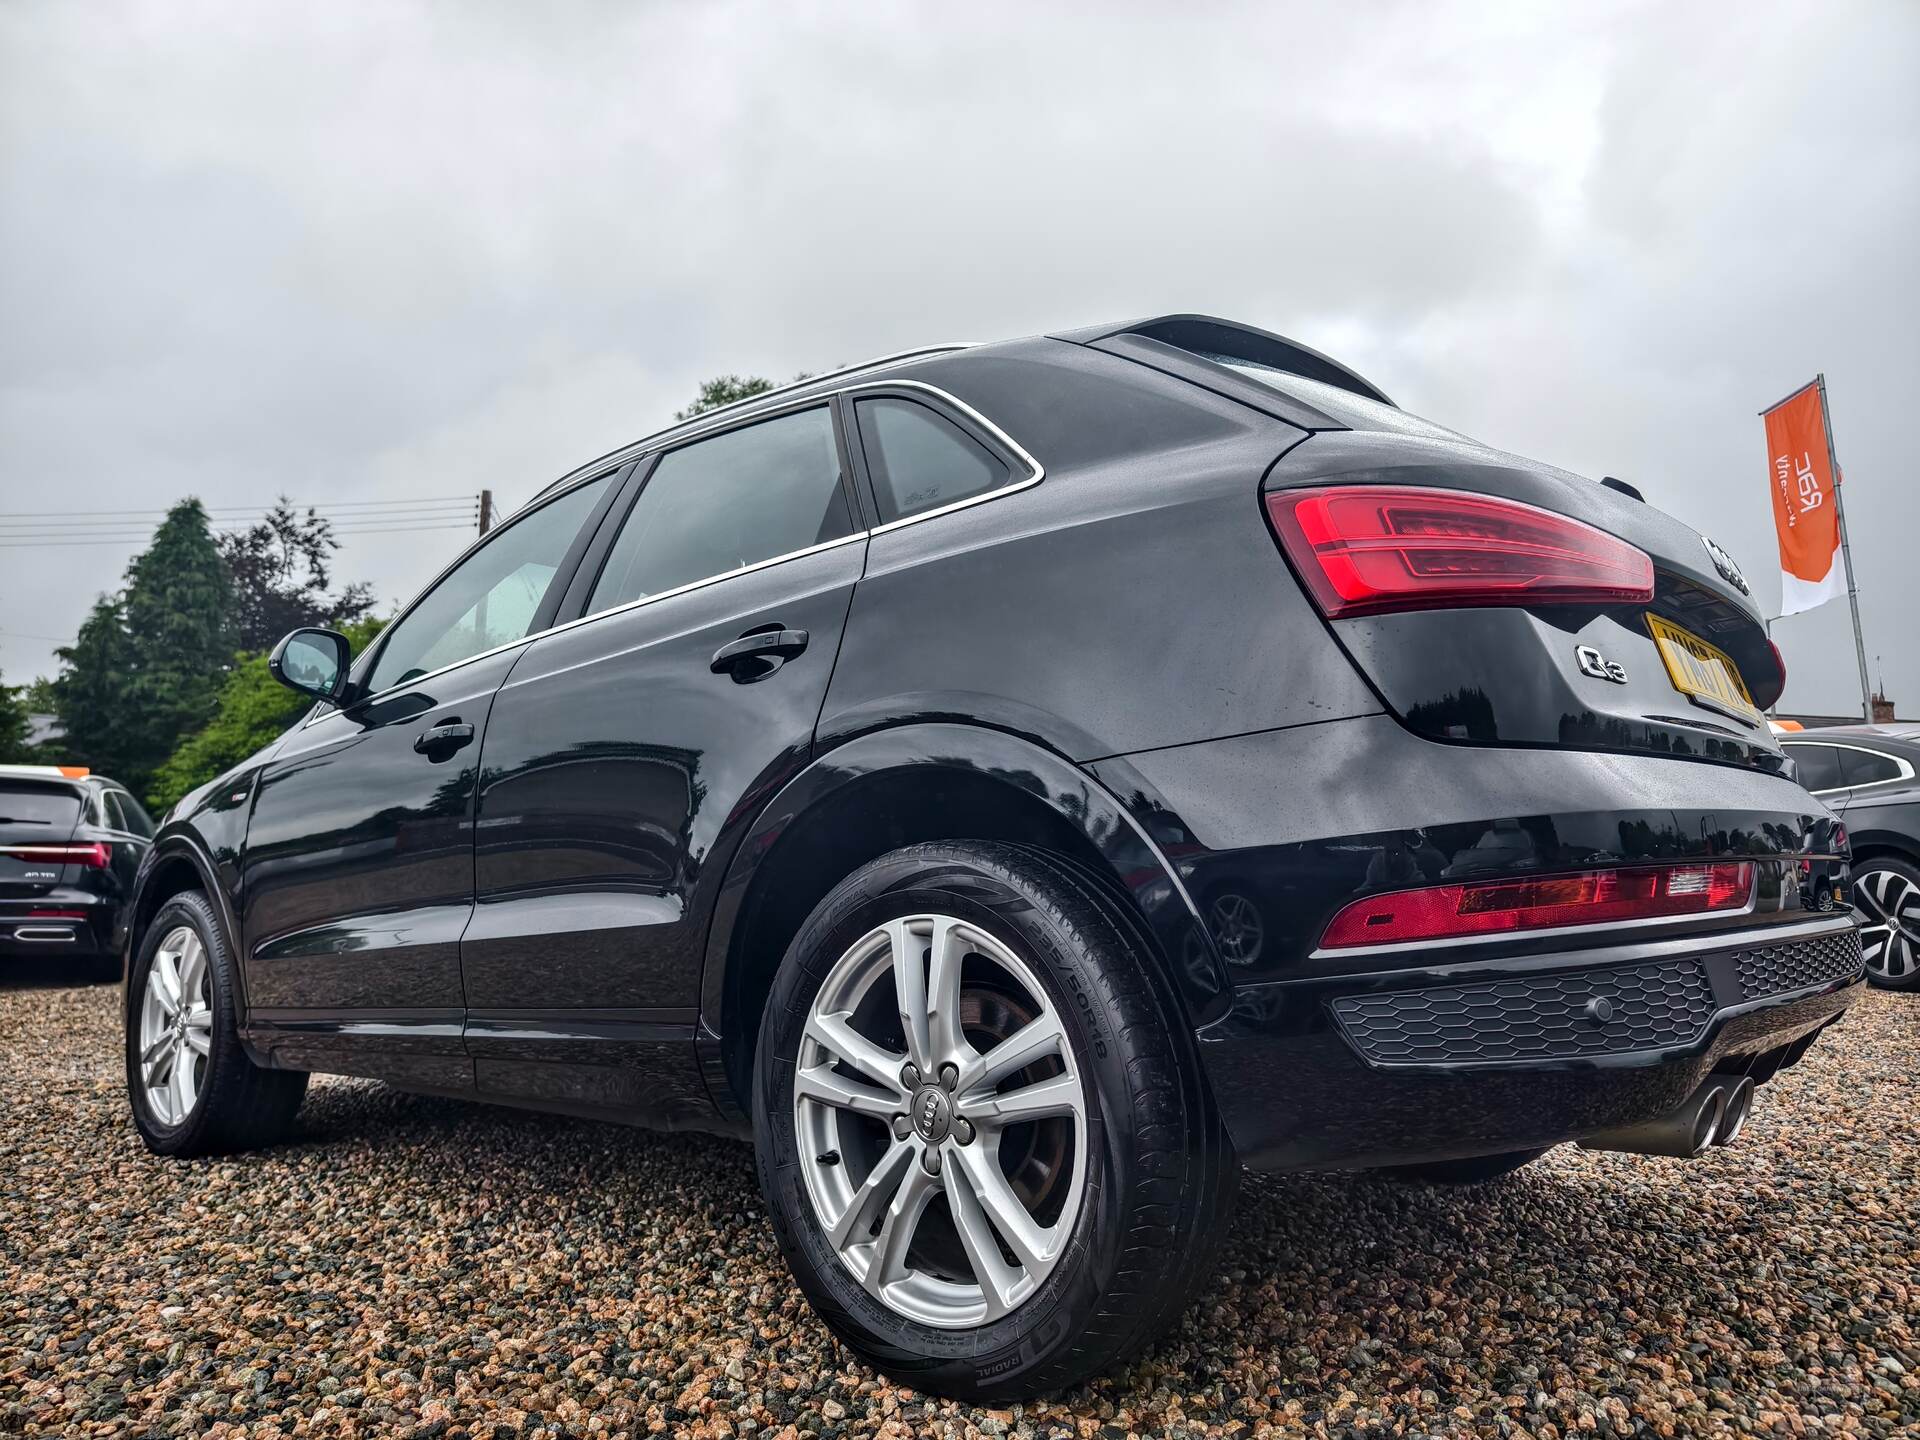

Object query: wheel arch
[125,837,245,1022]
[697,722,1229,1119]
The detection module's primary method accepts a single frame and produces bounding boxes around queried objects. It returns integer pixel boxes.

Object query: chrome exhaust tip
[1711,1077,1756,1146]
[1579,1082,1727,1159]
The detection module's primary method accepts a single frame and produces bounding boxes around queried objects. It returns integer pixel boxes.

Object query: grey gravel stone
[1,970,1915,1437]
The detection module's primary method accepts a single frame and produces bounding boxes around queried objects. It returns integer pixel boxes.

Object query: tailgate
[0,782,85,896]
[1264,434,1788,773]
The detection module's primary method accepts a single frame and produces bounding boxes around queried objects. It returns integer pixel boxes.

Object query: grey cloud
[1,0,1914,715]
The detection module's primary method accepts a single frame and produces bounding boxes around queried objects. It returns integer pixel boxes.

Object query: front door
[238,472,619,1086]
[462,403,865,1120]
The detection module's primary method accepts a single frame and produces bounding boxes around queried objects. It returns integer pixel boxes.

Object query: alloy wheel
[138,925,213,1126]
[794,914,1088,1328]
[1856,867,1919,982]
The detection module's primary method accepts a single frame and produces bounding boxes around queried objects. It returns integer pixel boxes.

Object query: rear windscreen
[0,786,83,828]
[1204,356,1472,442]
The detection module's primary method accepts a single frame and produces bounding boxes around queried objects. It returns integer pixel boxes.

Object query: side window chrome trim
[843,380,1045,536]
[1783,741,1915,796]
[312,379,1041,722]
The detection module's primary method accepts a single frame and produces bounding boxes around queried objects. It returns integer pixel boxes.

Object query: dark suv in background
[1779,724,1920,988]
[122,316,1864,1398]
[2,764,152,976]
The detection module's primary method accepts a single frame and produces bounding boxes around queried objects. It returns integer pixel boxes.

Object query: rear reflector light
[1319,861,1755,948]
[27,909,88,920]
[1266,485,1655,618]
[0,842,110,868]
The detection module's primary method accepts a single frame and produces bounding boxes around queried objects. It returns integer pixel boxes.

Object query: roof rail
[526,343,976,507]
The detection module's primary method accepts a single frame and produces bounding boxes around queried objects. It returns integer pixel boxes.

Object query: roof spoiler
[0,764,89,780]
[1051,313,1395,407]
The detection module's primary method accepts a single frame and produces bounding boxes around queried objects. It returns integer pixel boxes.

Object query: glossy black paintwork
[120,319,1861,1170]
[241,650,521,1034]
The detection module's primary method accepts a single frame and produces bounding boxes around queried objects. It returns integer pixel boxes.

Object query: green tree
[53,500,232,793]
[674,372,813,422]
[219,497,377,652]
[52,595,139,776]
[0,671,33,762]
[675,374,776,421]
[147,616,385,814]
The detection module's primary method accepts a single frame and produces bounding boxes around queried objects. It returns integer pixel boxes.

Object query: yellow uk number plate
[1646,614,1762,725]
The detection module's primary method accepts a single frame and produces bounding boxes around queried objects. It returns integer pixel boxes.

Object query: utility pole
[1816,374,1874,722]
[478,489,494,536]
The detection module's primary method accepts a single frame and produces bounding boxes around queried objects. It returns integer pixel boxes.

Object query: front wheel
[125,891,308,1155]
[753,842,1236,1401]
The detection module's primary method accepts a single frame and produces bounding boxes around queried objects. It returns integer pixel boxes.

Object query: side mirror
[267,628,352,704]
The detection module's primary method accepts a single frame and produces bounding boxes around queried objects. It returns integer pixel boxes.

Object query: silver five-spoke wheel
[795,914,1088,1328]
[138,925,212,1126]
[1857,866,1919,983]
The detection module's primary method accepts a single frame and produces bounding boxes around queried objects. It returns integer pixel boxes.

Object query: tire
[1855,856,1920,991]
[1378,1146,1552,1184]
[125,891,308,1156]
[753,841,1237,1401]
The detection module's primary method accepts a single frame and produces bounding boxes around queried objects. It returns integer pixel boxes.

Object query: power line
[0,507,478,529]
[0,495,478,520]
[0,522,478,548]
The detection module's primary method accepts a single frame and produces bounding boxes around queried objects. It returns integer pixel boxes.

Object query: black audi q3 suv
[123,315,1864,1398]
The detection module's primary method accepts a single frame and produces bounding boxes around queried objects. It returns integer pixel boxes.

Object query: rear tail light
[1266,484,1655,618]
[0,842,110,868]
[1319,861,1755,948]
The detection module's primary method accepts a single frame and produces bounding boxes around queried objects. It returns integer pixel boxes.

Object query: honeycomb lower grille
[1733,929,1864,1000]
[1331,958,1716,1067]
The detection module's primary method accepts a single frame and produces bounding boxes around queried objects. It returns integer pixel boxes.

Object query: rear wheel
[126,891,307,1155]
[753,842,1235,1400]
[1378,1146,1552,1184]
[1855,857,1920,991]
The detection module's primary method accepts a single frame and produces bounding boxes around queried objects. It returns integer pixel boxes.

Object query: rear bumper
[1086,715,1860,1172]
[0,893,119,960]
[1196,914,1863,1170]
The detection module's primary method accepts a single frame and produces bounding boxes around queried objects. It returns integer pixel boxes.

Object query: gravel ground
[2,967,1914,1439]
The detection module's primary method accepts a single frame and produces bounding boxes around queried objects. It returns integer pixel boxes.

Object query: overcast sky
[2,1,1916,717]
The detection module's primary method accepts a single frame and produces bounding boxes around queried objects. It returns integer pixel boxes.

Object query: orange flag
[1762,382,1843,616]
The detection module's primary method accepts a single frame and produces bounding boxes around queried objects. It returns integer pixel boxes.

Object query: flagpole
[1816,373,1874,722]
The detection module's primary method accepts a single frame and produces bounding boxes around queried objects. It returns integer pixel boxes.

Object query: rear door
[463,402,864,1120]
[239,472,621,1084]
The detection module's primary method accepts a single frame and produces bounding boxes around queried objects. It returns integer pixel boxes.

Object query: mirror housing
[267,628,352,704]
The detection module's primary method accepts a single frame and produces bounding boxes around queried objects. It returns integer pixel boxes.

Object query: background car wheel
[753,841,1236,1401]
[1854,856,1920,991]
[125,891,308,1156]
[1376,1146,1552,1184]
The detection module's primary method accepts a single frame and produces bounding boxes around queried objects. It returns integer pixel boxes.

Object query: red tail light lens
[0,842,110,868]
[1266,485,1655,618]
[1319,861,1755,948]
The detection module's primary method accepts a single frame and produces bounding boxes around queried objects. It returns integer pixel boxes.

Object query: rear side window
[589,407,853,612]
[0,785,82,829]
[854,397,1011,524]
[1786,744,1844,793]
[107,791,155,836]
[1838,748,1904,788]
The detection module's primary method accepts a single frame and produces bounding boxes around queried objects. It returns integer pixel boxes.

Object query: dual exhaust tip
[1579,1076,1756,1159]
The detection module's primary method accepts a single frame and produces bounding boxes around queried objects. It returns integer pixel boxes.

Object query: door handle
[412,719,475,756]
[710,628,809,682]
